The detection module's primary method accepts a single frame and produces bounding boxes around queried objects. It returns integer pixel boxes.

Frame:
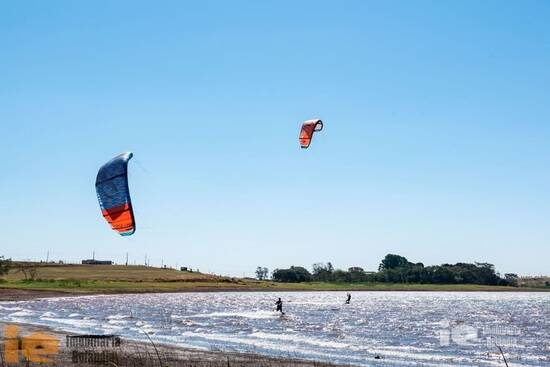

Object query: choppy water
[0,292,548,366]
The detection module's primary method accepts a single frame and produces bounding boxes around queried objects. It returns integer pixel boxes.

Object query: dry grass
[4,264,223,282]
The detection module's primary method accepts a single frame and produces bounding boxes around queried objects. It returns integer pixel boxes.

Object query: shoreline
[0,321,354,367]
[1,285,548,302]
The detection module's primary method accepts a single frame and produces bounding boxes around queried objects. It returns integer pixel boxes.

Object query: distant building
[82,259,113,265]
[348,267,365,273]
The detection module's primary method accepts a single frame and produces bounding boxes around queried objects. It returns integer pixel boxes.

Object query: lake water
[0,291,548,366]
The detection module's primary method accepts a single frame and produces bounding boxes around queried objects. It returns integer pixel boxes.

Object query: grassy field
[0,263,547,295]
[3,264,225,282]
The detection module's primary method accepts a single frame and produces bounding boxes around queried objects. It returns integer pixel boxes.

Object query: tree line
[258,254,519,286]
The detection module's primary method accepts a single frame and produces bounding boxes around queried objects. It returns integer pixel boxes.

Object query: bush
[0,256,11,276]
[272,266,312,282]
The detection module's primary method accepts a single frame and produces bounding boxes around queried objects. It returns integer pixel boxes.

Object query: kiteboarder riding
[275,298,284,315]
[346,293,351,304]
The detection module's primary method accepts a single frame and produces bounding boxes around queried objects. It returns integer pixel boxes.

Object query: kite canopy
[299,119,323,149]
[95,152,135,236]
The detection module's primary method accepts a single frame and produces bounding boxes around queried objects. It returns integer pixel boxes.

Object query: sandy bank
[0,321,358,367]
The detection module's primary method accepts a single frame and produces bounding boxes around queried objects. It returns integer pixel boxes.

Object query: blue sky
[1,1,549,276]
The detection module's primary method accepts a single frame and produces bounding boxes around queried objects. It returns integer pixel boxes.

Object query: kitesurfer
[275,298,284,314]
[346,293,351,304]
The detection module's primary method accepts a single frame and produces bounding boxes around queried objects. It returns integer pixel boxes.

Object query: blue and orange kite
[95,152,136,236]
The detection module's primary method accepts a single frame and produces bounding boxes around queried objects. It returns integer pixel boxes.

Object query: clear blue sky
[1,1,549,276]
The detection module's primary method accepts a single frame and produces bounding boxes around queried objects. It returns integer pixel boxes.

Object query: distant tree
[378,254,410,271]
[429,266,455,284]
[0,256,11,277]
[292,266,313,282]
[345,267,370,283]
[312,262,334,281]
[504,273,519,287]
[473,262,499,285]
[402,265,427,283]
[16,263,39,281]
[271,256,509,286]
[376,268,405,283]
[272,266,312,283]
[312,263,327,274]
[332,269,351,282]
[255,267,269,280]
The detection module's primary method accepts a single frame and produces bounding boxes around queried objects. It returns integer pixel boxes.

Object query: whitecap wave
[9,310,34,317]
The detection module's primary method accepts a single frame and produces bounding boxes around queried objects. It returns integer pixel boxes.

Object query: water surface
[1,291,548,366]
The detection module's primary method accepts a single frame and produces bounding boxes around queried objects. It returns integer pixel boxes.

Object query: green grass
[0,279,546,294]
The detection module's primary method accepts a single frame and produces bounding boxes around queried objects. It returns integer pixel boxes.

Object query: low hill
[4,263,223,282]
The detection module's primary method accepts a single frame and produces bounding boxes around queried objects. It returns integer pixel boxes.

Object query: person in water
[275,298,284,314]
[346,293,351,304]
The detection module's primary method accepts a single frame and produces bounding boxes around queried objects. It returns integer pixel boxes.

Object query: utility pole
[46,250,49,263]
[125,253,128,266]
[93,251,95,260]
